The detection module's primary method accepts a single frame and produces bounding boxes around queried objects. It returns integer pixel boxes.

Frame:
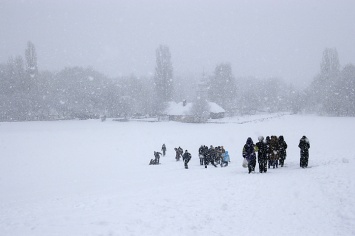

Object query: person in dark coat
[154,151,162,164]
[178,146,183,159]
[255,136,267,173]
[298,136,310,168]
[269,136,279,168]
[182,150,192,169]
[205,145,217,168]
[198,145,204,165]
[265,136,271,168]
[161,144,167,156]
[174,148,181,161]
[278,136,288,167]
[243,137,256,174]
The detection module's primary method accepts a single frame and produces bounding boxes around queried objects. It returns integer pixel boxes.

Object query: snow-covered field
[1,114,354,236]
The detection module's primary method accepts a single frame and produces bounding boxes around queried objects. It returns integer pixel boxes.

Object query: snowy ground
[0,114,354,236]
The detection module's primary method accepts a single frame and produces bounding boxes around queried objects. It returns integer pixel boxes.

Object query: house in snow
[164,100,225,122]
[209,102,226,119]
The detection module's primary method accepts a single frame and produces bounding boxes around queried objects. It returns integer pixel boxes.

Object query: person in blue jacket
[243,137,257,174]
[221,150,230,167]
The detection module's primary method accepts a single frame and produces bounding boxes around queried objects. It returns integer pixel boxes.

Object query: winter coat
[178,147,183,156]
[199,146,204,155]
[269,136,279,161]
[208,147,217,161]
[154,152,162,159]
[278,136,287,158]
[175,148,181,159]
[243,138,256,162]
[298,137,310,152]
[223,151,230,162]
[255,140,267,161]
[183,152,191,162]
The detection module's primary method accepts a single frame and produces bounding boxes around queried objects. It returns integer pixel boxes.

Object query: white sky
[1,0,355,86]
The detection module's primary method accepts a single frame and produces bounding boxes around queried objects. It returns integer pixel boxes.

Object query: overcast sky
[1,0,355,86]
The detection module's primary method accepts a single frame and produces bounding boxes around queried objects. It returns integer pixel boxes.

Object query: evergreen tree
[339,64,355,116]
[191,73,210,122]
[208,63,236,111]
[154,45,173,113]
[311,48,341,115]
[25,41,38,78]
[320,48,340,78]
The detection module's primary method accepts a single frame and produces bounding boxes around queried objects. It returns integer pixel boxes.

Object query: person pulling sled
[154,151,162,164]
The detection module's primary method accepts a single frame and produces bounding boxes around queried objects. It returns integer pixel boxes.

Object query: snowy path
[0,115,354,236]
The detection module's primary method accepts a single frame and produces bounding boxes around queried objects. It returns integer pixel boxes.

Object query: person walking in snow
[265,136,271,168]
[161,144,167,156]
[198,145,206,165]
[178,146,183,159]
[174,147,181,161]
[269,136,279,168]
[278,136,288,167]
[154,151,162,164]
[182,150,192,169]
[255,136,268,173]
[205,145,217,168]
[221,150,230,167]
[243,137,257,174]
[298,136,310,168]
[215,146,223,165]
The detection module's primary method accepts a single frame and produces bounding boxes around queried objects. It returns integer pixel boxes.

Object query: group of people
[150,144,192,169]
[242,135,288,174]
[242,135,310,174]
[173,146,191,169]
[150,135,310,172]
[149,144,167,165]
[198,145,230,168]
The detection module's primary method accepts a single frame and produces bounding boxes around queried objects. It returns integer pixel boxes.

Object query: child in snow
[175,148,181,161]
[154,151,162,164]
[221,150,230,167]
[161,144,166,156]
[182,150,192,169]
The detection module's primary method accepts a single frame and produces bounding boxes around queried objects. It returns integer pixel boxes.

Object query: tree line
[0,42,354,122]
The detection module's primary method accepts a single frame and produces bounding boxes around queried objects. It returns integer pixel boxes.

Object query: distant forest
[0,42,354,121]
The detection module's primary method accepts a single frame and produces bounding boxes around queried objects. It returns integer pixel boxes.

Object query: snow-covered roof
[165,102,193,116]
[165,101,225,116]
[209,102,225,113]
